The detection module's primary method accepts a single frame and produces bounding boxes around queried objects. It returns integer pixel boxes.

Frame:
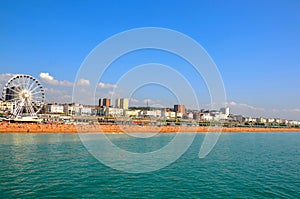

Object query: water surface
[0,133,299,198]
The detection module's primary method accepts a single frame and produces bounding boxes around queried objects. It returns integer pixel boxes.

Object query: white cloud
[142,99,166,106]
[143,99,152,104]
[228,101,264,111]
[229,101,237,106]
[123,98,170,108]
[0,74,17,94]
[271,108,300,114]
[98,82,117,89]
[77,78,90,86]
[44,88,72,103]
[60,80,73,87]
[226,101,300,120]
[39,72,73,87]
[130,98,139,103]
[0,73,15,83]
[266,108,300,120]
[227,101,266,118]
[39,72,59,85]
[108,91,115,96]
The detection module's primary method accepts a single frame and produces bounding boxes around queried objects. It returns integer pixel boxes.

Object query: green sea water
[0,133,299,198]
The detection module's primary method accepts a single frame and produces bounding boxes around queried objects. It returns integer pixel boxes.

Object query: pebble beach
[0,122,299,133]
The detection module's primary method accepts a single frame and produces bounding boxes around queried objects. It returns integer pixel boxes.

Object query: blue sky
[0,0,300,119]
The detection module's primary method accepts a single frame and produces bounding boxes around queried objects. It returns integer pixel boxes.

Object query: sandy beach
[0,122,299,133]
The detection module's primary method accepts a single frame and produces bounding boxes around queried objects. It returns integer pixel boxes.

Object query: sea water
[0,133,299,198]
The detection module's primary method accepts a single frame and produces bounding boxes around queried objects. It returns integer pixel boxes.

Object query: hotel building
[99,98,111,107]
[115,98,129,110]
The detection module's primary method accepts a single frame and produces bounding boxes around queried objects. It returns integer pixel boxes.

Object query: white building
[124,110,140,117]
[186,112,193,119]
[81,106,92,116]
[233,115,245,123]
[64,103,92,116]
[267,118,275,123]
[100,107,124,117]
[288,120,298,126]
[214,113,228,121]
[67,104,81,116]
[176,112,183,119]
[47,104,64,114]
[282,119,289,125]
[202,112,213,121]
[115,98,129,110]
[256,117,267,123]
[0,101,15,113]
[161,110,176,119]
[138,110,161,118]
[245,117,257,123]
[220,107,230,116]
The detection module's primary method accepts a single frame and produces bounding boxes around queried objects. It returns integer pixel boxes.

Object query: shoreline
[1,123,300,133]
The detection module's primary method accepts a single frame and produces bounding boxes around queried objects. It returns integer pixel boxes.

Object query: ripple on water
[0,133,299,198]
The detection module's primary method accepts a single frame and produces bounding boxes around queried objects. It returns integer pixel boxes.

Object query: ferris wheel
[2,74,45,119]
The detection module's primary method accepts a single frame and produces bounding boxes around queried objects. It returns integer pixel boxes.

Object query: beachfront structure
[288,120,299,126]
[64,103,81,116]
[161,109,176,119]
[193,112,200,120]
[229,115,245,123]
[99,107,124,117]
[235,115,245,123]
[0,101,15,113]
[81,106,93,116]
[47,104,64,114]
[214,113,228,121]
[209,110,220,121]
[124,109,140,118]
[176,112,183,119]
[63,103,93,116]
[174,104,186,114]
[188,109,229,122]
[202,112,213,121]
[220,107,230,116]
[186,112,194,119]
[99,98,111,107]
[115,98,129,110]
[282,119,289,125]
[267,118,275,123]
[256,117,267,124]
[138,110,161,118]
[245,117,257,123]
[107,107,123,116]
